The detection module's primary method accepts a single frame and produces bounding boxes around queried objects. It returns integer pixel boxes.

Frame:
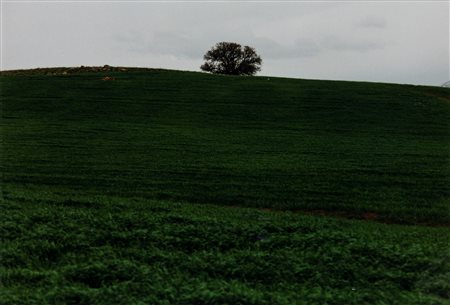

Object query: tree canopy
[200,42,262,76]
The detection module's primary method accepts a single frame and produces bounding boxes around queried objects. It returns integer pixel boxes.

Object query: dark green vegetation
[1,68,450,304]
[1,187,450,305]
[2,68,449,224]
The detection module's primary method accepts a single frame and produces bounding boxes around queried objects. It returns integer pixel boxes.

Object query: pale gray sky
[2,1,449,85]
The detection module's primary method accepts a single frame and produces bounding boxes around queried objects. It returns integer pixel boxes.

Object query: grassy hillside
[1,68,450,304]
[1,188,449,305]
[2,68,449,224]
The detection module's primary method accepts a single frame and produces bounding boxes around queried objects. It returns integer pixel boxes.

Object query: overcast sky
[2,0,449,86]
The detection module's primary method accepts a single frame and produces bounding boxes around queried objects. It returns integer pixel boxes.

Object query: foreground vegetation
[1,187,449,305]
[1,68,449,303]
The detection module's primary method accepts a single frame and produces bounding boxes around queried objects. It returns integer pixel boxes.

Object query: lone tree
[200,42,262,76]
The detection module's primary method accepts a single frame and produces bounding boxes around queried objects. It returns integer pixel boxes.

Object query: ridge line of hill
[2,65,448,88]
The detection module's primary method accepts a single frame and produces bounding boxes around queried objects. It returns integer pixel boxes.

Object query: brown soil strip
[229,205,450,228]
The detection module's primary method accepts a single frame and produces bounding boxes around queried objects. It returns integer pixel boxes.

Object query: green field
[1,67,449,304]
